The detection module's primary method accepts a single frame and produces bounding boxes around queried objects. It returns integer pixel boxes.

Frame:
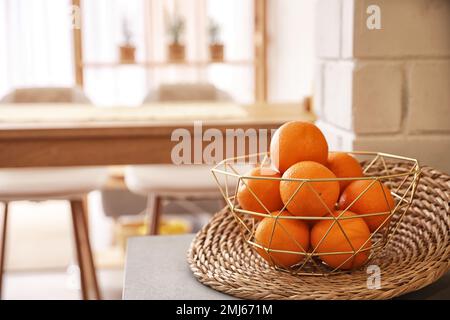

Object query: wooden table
[123,234,450,300]
[0,103,314,168]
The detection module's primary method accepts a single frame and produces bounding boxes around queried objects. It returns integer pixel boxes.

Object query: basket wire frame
[211,151,421,276]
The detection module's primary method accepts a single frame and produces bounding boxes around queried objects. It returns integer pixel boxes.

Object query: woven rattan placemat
[188,166,450,299]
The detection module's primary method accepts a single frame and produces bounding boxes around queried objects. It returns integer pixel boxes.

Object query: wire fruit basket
[211,151,421,275]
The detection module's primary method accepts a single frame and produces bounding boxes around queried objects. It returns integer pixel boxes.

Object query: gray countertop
[123,234,235,300]
[123,234,450,300]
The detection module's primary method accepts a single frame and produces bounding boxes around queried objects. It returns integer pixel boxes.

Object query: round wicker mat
[188,166,450,299]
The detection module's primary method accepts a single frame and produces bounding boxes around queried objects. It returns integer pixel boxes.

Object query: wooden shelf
[82,60,255,69]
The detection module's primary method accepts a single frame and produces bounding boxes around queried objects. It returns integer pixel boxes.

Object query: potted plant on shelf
[208,18,224,62]
[167,15,185,62]
[119,19,136,64]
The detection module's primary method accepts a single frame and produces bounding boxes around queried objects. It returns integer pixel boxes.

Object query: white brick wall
[353,135,450,172]
[316,120,355,151]
[317,61,403,133]
[352,0,450,57]
[314,0,450,173]
[341,0,355,58]
[407,61,450,132]
[353,62,403,133]
[315,0,342,58]
[313,62,325,118]
[322,61,354,130]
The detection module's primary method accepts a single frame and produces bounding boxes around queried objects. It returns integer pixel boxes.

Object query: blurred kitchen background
[0,0,317,299]
[0,0,448,300]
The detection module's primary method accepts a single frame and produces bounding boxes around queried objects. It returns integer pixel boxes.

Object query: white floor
[1,196,124,300]
[3,269,123,300]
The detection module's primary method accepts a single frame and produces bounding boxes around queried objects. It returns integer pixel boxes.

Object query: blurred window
[81,0,255,106]
[0,0,315,106]
[0,0,74,98]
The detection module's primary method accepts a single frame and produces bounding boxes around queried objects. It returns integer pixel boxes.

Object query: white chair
[142,83,231,103]
[125,164,225,235]
[0,87,108,300]
[124,83,231,235]
[0,86,91,104]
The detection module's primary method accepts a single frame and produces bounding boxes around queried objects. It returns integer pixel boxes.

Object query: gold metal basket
[211,151,421,275]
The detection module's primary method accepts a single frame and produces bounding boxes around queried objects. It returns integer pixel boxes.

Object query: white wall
[315,0,450,173]
[267,0,317,102]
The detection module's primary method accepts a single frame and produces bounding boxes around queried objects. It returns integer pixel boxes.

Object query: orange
[270,121,328,173]
[311,211,371,270]
[327,152,363,190]
[237,167,283,219]
[280,161,340,218]
[338,180,395,232]
[254,211,310,267]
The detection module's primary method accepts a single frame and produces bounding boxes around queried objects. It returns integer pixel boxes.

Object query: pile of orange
[237,121,395,271]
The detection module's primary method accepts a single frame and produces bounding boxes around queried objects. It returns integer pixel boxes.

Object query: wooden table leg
[0,203,8,300]
[148,195,162,235]
[70,199,101,300]
[81,195,90,234]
